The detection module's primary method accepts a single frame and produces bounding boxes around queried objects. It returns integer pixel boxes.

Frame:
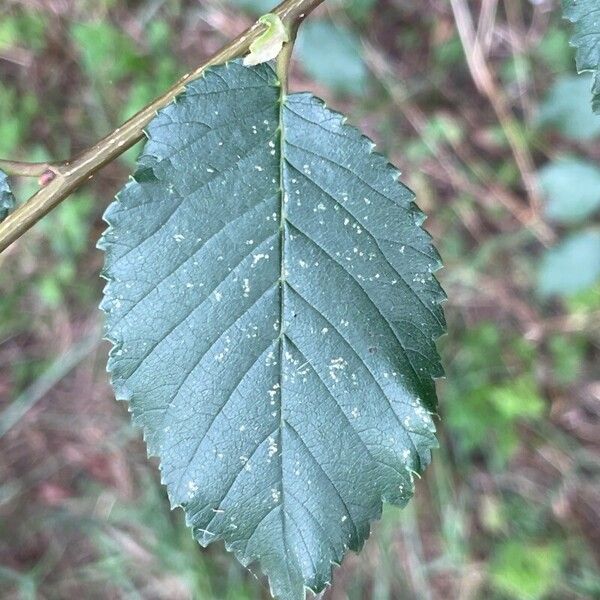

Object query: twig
[0,329,100,438]
[0,0,324,254]
[503,0,535,122]
[474,0,498,55]
[449,0,542,218]
[0,159,64,185]
[363,45,555,245]
[0,159,58,178]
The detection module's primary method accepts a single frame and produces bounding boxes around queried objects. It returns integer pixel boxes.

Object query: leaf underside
[0,169,15,222]
[563,0,600,113]
[100,60,445,600]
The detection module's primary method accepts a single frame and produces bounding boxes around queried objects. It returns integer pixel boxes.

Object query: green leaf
[71,22,145,84]
[538,230,600,297]
[538,74,600,140]
[100,60,445,600]
[243,14,289,67]
[228,0,277,16]
[539,158,600,224]
[0,169,15,222]
[296,21,368,94]
[562,0,600,113]
[488,376,544,421]
[490,541,564,600]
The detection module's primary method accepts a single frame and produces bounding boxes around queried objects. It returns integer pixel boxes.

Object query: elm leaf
[100,59,445,600]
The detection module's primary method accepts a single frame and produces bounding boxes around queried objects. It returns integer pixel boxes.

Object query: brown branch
[0,159,65,184]
[0,0,324,254]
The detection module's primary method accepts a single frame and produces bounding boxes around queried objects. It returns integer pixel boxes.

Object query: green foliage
[488,377,544,422]
[118,21,179,123]
[562,0,600,113]
[70,20,178,119]
[35,193,94,308]
[538,230,600,298]
[0,86,38,156]
[538,74,600,140]
[535,28,574,73]
[71,22,145,83]
[564,281,600,314]
[490,541,564,600]
[0,12,46,51]
[547,333,587,385]
[341,0,377,23]
[296,20,368,94]
[432,33,464,70]
[424,114,464,150]
[444,324,543,469]
[539,157,600,224]
[100,59,445,600]
[0,169,15,222]
[70,18,178,166]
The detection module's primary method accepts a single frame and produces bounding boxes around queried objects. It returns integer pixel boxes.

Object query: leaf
[562,0,600,113]
[100,60,445,600]
[537,74,600,140]
[538,230,600,298]
[538,158,600,224]
[228,0,277,16]
[0,169,15,222]
[243,14,289,67]
[490,541,564,600]
[295,21,368,94]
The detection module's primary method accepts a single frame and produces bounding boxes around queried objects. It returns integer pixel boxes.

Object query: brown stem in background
[0,0,324,254]
[363,45,555,246]
[449,0,543,222]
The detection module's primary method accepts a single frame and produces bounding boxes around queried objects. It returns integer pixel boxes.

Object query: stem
[0,0,324,254]
[449,0,542,217]
[276,14,301,91]
[0,159,63,179]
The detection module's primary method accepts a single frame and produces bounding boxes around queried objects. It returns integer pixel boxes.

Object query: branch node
[39,169,57,187]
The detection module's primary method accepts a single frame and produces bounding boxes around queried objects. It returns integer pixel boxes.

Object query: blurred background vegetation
[0,0,599,598]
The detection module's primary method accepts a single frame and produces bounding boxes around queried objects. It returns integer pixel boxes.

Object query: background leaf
[537,74,600,140]
[538,230,600,298]
[0,169,15,222]
[295,20,368,94]
[562,0,600,113]
[100,60,444,600]
[490,541,564,600]
[539,157,600,224]
[228,0,277,15]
